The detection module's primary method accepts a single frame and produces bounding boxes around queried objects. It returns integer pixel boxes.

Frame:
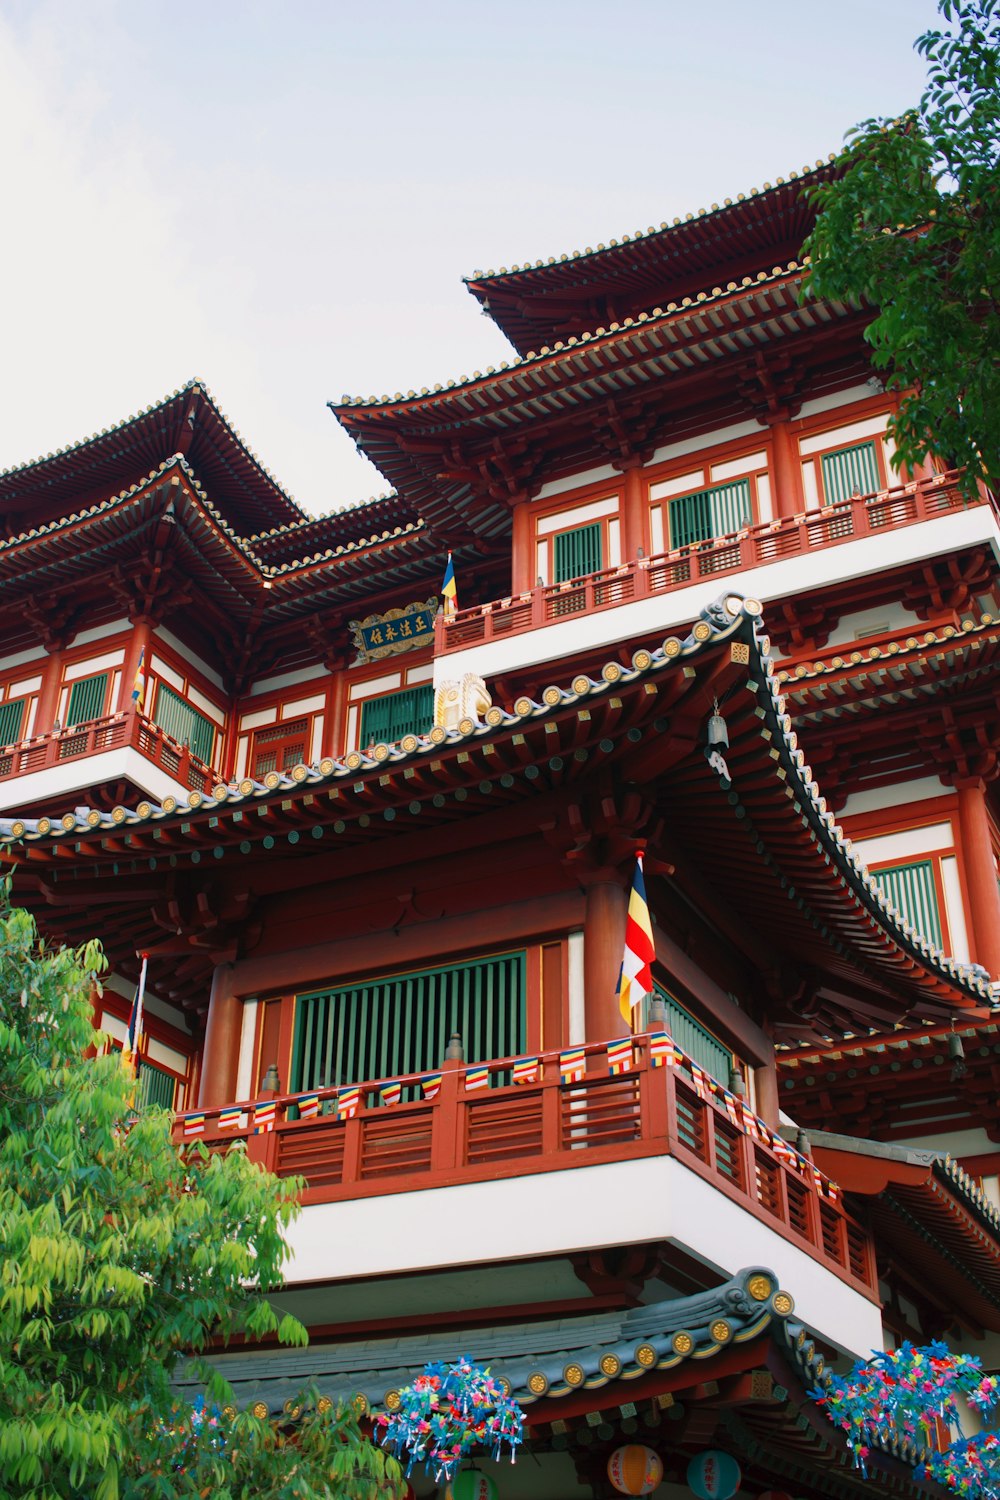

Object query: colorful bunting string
[252,1101,276,1135]
[465,1065,489,1091]
[182,1112,206,1138]
[217,1106,243,1131]
[336,1086,361,1120]
[297,1092,320,1120]
[380,1080,402,1107]
[513,1057,539,1085]
[559,1047,586,1083]
[607,1037,633,1076]
[421,1073,442,1101]
[650,1031,681,1068]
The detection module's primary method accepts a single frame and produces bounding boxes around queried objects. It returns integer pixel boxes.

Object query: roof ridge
[462,156,837,285]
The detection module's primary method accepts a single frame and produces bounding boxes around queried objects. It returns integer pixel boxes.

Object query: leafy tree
[0,884,400,1500]
[803,0,1000,490]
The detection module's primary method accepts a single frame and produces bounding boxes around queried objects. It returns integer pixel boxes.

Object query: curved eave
[463,164,840,353]
[2,596,990,1018]
[0,381,304,535]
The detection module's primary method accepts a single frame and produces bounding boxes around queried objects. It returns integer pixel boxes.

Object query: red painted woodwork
[117,621,152,713]
[956,781,1000,976]
[584,876,629,1042]
[768,419,806,519]
[174,1036,876,1298]
[198,963,241,1107]
[0,707,220,793]
[436,471,984,655]
[33,652,62,739]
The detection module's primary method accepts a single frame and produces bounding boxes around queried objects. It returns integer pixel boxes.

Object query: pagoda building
[2,154,1000,1500]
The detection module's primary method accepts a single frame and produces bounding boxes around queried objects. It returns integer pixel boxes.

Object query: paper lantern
[450,1474,498,1500]
[607,1445,664,1495]
[687,1450,742,1500]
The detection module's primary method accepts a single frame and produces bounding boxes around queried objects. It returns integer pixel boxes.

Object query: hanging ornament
[607,1444,664,1495]
[450,1471,499,1500]
[687,1450,742,1500]
[375,1356,524,1482]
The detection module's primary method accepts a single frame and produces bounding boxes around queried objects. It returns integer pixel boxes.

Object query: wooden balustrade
[0,708,218,792]
[174,1037,877,1297]
[436,471,986,655]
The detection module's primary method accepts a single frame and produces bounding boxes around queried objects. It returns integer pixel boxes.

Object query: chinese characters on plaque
[349,598,439,663]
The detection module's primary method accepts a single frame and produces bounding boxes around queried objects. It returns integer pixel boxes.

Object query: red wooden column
[621,465,646,563]
[117,619,153,713]
[511,502,533,594]
[582,870,629,1042]
[956,781,1000,977]
[767,419,806,519]
[198,961,242,1106]
[34,650,63,735]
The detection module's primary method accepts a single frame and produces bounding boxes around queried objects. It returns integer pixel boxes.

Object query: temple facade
[3,155,1000,1499]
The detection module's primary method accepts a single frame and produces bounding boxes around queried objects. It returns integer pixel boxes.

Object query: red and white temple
[3,155,1000,1499]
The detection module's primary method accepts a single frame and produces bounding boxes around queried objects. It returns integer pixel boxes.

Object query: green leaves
[0,890,389,1498]
[803,0,1000,492]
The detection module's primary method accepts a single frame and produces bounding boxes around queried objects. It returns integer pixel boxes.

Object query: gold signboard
[349,598,438,664]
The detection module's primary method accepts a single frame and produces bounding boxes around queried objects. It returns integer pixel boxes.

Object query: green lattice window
[0,698,26,746]
[554,522,604,582]
[152,683,216,764]
[137,1060,177,1110]
[641,982,733,1085]
[291,950,527,1092]
[66,672,109,726]
[821,440,880,506]
[873,860,944,948]
[358,685,433,748]
[668,479,751,549]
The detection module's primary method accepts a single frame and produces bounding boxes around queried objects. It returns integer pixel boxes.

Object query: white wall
[283,1154,882,1358]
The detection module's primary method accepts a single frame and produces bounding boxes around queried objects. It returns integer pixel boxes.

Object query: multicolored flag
[441,552,458,617]
[689,1061,707,1100]
[559,1047,586,1084]
[131,646,146,710]
[649,1031,681,1068]
[421,1073,443,1101]
[379,1080,402,1107]
[218,1106,243,1131]
[252,1100,277,1135]
[512,1057,539,1086]
[465,1065,489,1091]
[297,1092,320,1120]
[336,1086,362,1120]
[607,1037,634,1076]
[616,853,656,1030]
[120,953,148,1079]
[182,1112,206,1138]
[723,1091,742,1129]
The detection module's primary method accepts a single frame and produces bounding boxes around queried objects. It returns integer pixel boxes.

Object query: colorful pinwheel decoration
[375,1356,524,1481]
[812,1342,1000,1499]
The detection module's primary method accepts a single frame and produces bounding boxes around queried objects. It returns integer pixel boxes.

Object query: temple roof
[333,268,867,538]
[3,596,992,1027]
[174,1266,788,1416]
[0,380,306,537]
[463,161,841,355]
[810,1133,1000,1331]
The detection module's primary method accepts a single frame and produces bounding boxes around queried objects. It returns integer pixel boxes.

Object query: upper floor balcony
[433,471,1000,682]
[0,705,220,815]
[172,1034,881,1356]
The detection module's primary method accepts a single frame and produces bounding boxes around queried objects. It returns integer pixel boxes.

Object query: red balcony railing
[436,471,990,654]
[0,709,219,794]
[175,1036,877,1297]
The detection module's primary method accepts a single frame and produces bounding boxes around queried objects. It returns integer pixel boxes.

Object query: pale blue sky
[0,0,942,513]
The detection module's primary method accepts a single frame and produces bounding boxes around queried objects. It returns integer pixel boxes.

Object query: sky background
[0,0,942,516]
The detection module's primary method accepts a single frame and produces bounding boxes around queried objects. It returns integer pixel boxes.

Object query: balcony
[434,471,998,669]
[0,708,220,813]
[175,1035,876,1302]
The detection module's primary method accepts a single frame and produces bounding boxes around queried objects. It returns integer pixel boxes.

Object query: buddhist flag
[421,1073,443,1101]
[616,853,655,1030]
[380,1080,402,1108]
[131,646,146,709]
[297,1092,320,1120]
[441,552,458,618]
[512,1057,539,1086]
[465,1065,489,1091]
[336,1086,361,1120]
[607,1037,633,1076]
[689,1061,707,1100]
[121,953,148,1078]
[650,1032,681,1069]
[182,1112,206,1138]
[218,1106,243,1131]
[559,1047,586,1084]
[252,1100,277,1134]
